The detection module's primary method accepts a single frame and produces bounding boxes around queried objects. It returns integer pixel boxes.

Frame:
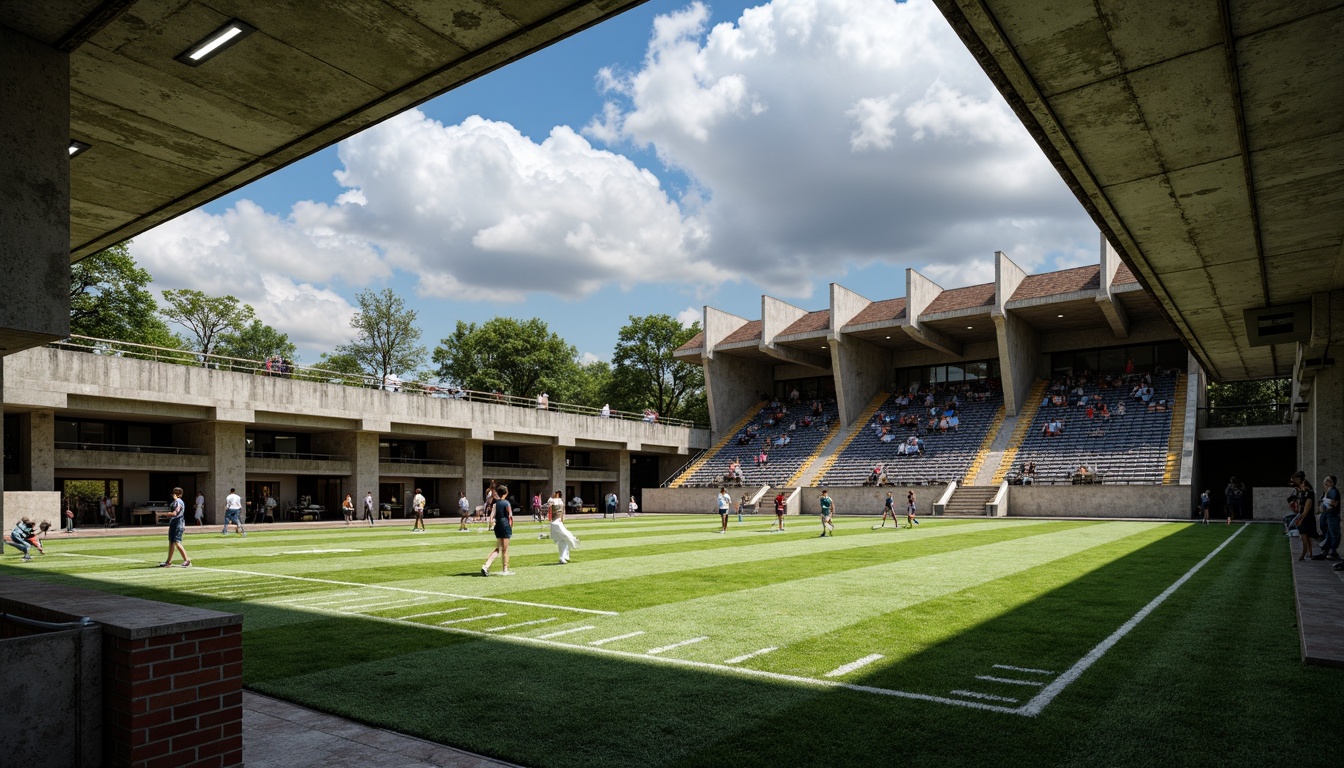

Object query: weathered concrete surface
[993,251,1037,417]
[1007,484,1192,519]
[1,491,61,541]
[0,625,101,768]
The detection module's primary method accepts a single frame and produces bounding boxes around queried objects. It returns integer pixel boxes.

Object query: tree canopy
[433,317,577,398]
[336,288,425,380]
[69,243,174,345]
[160,289,255,361]
[609,314,706,421]
[216,319,297,365]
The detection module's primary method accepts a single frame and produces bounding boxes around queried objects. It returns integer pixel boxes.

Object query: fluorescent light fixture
[176,19,255,66]
[966,325,973,330]
[1057,314,1064,318]
[68,140,91,157]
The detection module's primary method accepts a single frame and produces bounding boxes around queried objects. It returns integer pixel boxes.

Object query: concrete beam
[904,268,963,356]
[829,283,873,337]
[829,335,891,426]
[1097,235,1131,338]
[901,323,962,357]
[993,310,1040,417]
[993,251,1026,317]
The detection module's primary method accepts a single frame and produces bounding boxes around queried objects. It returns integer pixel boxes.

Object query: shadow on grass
[9,524,1340,768]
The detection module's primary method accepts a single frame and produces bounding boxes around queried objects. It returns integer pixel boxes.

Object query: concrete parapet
[1007,484,1191,518]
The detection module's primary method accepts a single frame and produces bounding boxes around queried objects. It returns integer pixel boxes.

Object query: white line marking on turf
[1018,523,1249,717]
[440,613,506,625]
[589,631,645,646]
[646,637,708,656]
[485,618,556,633]
[724,647,778,664]
[950,690,1019,703]
[186,565,617,615]
[536,626,596,639]
[54,553,149,564]
[825,654,884,677]
[975,675,1044,687]
[993,665,1054,675]
[330,596,428,611]
[399,608,468,620]
[257,549,362,557]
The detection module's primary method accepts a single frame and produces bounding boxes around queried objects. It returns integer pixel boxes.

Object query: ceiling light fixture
[966,325,973,330]
[176,19,256,66]
[1057,314,1064,318]
[68,140,91,157]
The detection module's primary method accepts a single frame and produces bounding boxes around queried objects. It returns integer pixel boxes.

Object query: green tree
[336,288,425,380]
[433,317,577,397]
[69,243,174,345]
[609,314,706,422]
[297,351,368,385]
[216,320,297,367]
[160,289,255,362]
[552,359,613,408]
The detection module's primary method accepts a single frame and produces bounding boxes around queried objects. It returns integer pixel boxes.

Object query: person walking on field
[194,491,206,526]
[878,492,900,528]
[1199,489,1212,525]
[906,490,920,528]
[158,487,191,567]
[605,492,618,520]
[410,487,427,532]
[1224,476,1245,523]
[221,488,246,537]
[481,485,515,576]
[549,490,580,564]
[341,494,355,526]
[628,496,638,517]
[532,494,544,523]
[773,492,786,532]
[818,489,835,537]
[362,491,376,526]
[717,487,732,533]
[457,491,471,532]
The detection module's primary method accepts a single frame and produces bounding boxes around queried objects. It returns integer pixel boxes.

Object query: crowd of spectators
[865,380,998,455]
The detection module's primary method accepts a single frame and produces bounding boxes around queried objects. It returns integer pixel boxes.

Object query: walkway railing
[55,442,201,455]
[48,335,703,429]
[1199,403,1292,428]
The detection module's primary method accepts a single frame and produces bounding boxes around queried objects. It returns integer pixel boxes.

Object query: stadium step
[943,486,1000,516]
[964,404,1007,485]
[667,401,765,487]
[1163,373,1188,484]
[991,380,1047,484]
[799,390,889,487]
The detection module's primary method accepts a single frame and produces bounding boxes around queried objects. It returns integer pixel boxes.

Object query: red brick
[152,657,203,677]
[220,691,241,708]
[173,640,200,658]
[174,696,221,721]
[174,668,221,689]
[220,662,242,680]
[172,725,222,752]
[148,749,196,768]
[219,624,241,636]
[147,687,198,711]
[198,679,241,699]
[197,636,238,654]
[199,708,241,730]
[128,674,176,697]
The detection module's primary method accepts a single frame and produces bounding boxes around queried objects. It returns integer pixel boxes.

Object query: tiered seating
[819,385,1003,486]
[677,399,839,487]
[1012,373,1179,485]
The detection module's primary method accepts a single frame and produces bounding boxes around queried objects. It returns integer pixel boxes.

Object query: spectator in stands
[1023,462,1036,485]
[867,464,885,486]
[1317,474,1339,561]
[1099,403,1111,420]
[758,449,769,466]
[1116,402,1127,417]
[1290,471,1318,560]
[600,403,610,418]
[1224,477,1245,523]
[1085,404,1094,419]
[790,387,800,404]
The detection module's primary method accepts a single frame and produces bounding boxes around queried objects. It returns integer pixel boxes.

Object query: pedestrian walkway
[245,691,514,768]
[1288,541,1344,667]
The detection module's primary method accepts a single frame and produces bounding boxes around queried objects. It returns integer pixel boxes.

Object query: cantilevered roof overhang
[934,0,1344,382]
[0,0,648,261]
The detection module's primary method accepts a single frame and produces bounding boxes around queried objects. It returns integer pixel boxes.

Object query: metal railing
[1200,403,1292,428]
[55,442,201,455]
[245,450,349,462]
[0,613,97,630]
[380,456,456,466]
[49,335,703,429]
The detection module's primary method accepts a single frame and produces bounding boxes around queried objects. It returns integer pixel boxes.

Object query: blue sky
[133,0,1097,371]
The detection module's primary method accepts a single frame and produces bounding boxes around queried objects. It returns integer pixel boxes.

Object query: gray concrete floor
[1288,536,1344,667]
[244,691,515,768]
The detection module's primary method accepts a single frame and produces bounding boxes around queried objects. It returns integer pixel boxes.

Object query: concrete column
[1294,289,1344,484]
[175,421,246,525]
[618,449,631,509]
[705,355,774,440]
[450,438,484,500]
[993,311,1039,417]
[23,410,55,491]
[545,445,568,497]
[0,25,70,355]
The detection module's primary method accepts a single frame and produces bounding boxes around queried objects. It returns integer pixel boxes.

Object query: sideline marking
[54,553,148,564]
[976,675,1044,687]
[825,654,884,678]
[257,549,362,557]
[950,690,1019,703]
[485,618,556,633]
[590,631,645,646]
[647,636,708,656]
[724,647,777,665]
[185,565,617,615]
[1018,524,1249,717]
[440,613,506,625]
[536,626,595,640]
[993,664,1054,675]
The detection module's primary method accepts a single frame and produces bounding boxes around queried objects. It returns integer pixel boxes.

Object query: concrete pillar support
[993,251,1039,416]
[24,410,55,492]
[175,421,246,525]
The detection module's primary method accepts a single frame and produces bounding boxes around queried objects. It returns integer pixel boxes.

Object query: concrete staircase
[667,401,764,487]
[942,485,1000,516]
[991,380,1048,484]
[1163,373,1188,484]
[963,404,1007,485]
[792,390,889,488]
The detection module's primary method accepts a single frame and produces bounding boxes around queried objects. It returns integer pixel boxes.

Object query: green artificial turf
[3,516,1336,767]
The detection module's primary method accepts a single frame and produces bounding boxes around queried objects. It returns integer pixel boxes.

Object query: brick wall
[103,624,243,768]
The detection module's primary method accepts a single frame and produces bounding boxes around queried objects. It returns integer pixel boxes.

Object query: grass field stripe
[723,647,778,664]
[439,613,507,625]
[535,625,596,639]
[825,654,884,677]
[993,664,1055,675]
[589,631,646,646]
[975,675,1045,687]
[184,565,618,615]
[1019,523,1249,717]
[398,608,468,620]
[646,636,709,655]
[950,690,1019,703]
[484,618,557,632]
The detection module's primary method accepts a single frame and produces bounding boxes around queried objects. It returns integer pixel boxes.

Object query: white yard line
[331,597,429,612]
[1018,524,1249,717]
[993,664,1054,675]
[646,636,708,656]
[824,654,884,678]
[398,608,468,620]
[724,647,778,664]
[975,675,1045,687]
[54,553,150,564]
[186,565,617,615]
[440,613,507,625]
[589,631,645,646]
[485,618,557,633]
[536,625,596,640]
[950,690,1019,703]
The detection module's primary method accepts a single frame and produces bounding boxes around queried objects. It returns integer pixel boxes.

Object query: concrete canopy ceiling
[0,0,647,261]
[935,0,1344,382]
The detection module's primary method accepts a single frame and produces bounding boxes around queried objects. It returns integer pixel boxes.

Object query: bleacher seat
[677,400,839,487]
